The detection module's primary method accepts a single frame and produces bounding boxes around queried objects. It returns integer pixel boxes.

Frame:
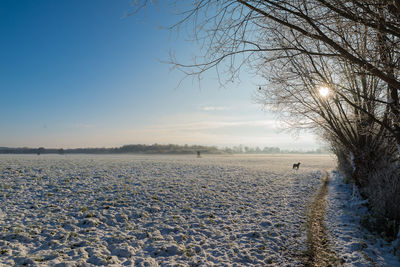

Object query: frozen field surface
[0,154,334,266]
[326,171,400,266]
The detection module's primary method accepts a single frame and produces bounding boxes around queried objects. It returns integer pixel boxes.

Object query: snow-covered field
[0,154,335,266]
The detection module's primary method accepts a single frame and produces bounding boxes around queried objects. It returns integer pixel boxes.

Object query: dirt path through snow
[304,171,340,267]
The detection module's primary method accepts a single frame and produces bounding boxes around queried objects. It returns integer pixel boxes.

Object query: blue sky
[0,0,319,149]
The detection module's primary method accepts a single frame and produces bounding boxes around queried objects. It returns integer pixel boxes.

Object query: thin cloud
[201,106,230,111]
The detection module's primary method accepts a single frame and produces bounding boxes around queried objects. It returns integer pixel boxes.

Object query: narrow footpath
[303,171,340,266]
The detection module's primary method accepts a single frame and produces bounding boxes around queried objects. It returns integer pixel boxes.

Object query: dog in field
[292,162,301,170]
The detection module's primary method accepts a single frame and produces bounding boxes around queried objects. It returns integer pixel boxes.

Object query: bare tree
[257,32,396,179]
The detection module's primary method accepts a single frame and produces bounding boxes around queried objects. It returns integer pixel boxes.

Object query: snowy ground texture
[0,154,334,266]
[326,171,400,266]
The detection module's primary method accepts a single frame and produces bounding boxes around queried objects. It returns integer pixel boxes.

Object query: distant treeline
[0,144,222,155]
[222,145,329,154]
[0,144,329,155]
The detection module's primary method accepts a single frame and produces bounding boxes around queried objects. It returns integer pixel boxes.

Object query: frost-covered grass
[326,171,400,266]
[0,154,334,266]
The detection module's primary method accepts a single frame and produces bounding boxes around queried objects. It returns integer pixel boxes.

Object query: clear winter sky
[0,0,320,150]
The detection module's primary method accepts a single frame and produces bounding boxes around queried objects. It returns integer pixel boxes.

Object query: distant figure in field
[197,151,201,158]
[293,162,301,170]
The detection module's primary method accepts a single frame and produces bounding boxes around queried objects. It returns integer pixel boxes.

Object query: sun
[318,86,330,98]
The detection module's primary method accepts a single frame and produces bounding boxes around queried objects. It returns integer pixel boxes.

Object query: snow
[2,154,399,266]
[326,170,400,266]
[0,154,334,266]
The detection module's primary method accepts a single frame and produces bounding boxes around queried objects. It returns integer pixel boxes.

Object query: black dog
[292,162,301,170]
